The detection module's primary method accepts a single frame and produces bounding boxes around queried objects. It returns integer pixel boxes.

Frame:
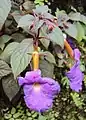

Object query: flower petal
[18,77,25,86]
[24,69,42,83]
[70,82,82,92]
[23,85,53,112]
[74,49,81,61]
[41,77,60,97]
[66,61,83,92]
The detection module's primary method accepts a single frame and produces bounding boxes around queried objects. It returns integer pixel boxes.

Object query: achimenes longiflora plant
[18,5,61,112]
[17,5,84,113]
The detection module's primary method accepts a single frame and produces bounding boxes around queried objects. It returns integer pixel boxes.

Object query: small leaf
[34,5,49,14]
[56,10,69,26]
[11,39,34,77]
[48,27,64,48]
[38,114,47,120]
[22,1,35,11]
[0,0,11,30]
[18,14,34,28]
[12,10,22,23]
[76,22,85,42]
[0,35,12,50]
[44,51,56,64]
[64,23,77,39]
[0,60,11,79]
[39,58,54,78]
[40,38,50,49]
[0,42,19,63]
[39,25,50,48]
[69,12,81,21]
[2,74,20,101]
[71,92,84,108]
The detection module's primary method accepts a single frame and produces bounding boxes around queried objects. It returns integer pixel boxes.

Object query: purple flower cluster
[66,49,83,92]
[18,69,60,112]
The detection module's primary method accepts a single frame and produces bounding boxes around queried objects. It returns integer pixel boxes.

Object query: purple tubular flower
[66,49,83,92]
[18,69,60,112]
[67,38,76,50]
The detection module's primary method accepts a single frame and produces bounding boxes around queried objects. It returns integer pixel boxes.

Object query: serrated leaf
[11,39,34,78]
[39,59,54,78]
[76,22,85,42]
[44,51,56,64]
[0,0,11,30]
[0,35,12,50]
[48,27,64,48]
[0,60,11,79]
[2,74,20,101]
[64,23,77,39]
[18,14,34,28]
[0,42,19,63]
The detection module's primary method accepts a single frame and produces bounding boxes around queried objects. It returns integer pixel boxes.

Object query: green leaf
[69,12,81,21]
[40,38,50,49]
[0,42,19,63]
[34,5,49,14]
[76,22,85,42]
[39,58,54,78]
[61,76,69,89]
[18,14,34,28]
[0,35,12,50]
[11,33,25,42]
[71,92,84,108]
[48,27,64,48]
[55,9,69,26]
[0,0,11,30]
[39,25,50,48]
[22,1,35,11]
[11,39,34,78]
[64,23,77,39]
[2,74,20,101]
[69,12,86,25]
[38,114,47,120]
[80,14,86,25]
[0,60,11,79]
[43,51,56,64]
[12,10,22,23]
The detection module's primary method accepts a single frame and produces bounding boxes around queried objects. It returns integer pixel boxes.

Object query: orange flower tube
[32,51,39,70]
[64,39,74,59]
[63,34,74,59]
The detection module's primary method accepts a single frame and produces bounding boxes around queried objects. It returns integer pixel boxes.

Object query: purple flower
[67,38,76,50]
[66,49,83,92]
[18,69,60,112]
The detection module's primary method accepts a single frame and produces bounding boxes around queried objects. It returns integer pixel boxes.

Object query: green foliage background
[0,0,86,120]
